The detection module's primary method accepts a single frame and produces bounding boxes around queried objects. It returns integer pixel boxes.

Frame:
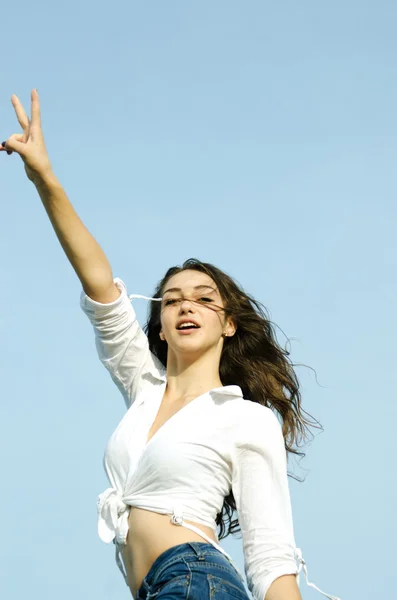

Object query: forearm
[33,170,114,298]
[265,574,302,600]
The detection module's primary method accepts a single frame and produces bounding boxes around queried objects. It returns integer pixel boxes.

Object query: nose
[179,298,195,312]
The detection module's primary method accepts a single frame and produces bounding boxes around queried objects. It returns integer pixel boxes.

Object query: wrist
[32,168,59,190]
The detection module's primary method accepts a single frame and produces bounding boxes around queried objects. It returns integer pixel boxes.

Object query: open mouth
[176,322,200,331]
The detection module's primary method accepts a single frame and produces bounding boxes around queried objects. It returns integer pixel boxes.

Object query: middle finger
[11,95,30,130]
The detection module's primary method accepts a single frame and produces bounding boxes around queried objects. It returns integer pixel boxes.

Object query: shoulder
[231,398,284,447]
[233,398,281,426]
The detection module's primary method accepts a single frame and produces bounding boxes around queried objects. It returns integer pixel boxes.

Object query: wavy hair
[144,258,321,540]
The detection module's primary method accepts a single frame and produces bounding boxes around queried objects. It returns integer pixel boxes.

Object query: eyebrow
[163,285,218,295]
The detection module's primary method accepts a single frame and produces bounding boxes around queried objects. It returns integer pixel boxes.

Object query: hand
[1,89,53,183]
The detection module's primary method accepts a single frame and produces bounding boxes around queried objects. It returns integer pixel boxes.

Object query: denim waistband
[138,541,244,593]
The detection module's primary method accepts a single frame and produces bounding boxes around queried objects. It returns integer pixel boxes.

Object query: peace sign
[1,89,52,183]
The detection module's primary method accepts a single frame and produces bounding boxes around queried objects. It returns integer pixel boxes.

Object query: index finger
[10,95,30,130]
[30,89,41,129]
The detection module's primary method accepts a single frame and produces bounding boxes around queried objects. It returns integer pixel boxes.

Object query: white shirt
[80,277,340,600]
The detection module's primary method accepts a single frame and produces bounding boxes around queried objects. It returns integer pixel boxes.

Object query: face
[159,270,235,358]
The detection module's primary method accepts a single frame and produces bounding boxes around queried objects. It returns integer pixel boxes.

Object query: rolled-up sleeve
[80,277,165,407]
[231,404,298,600]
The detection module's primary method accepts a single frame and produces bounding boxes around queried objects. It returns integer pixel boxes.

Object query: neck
[165,347,223,402]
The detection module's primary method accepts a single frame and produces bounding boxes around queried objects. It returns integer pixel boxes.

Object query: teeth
[179,322,198,329]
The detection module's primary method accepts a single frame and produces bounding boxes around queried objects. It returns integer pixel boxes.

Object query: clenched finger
[1,134,26,156]
[1,140,14,155]
[11,95,30,130]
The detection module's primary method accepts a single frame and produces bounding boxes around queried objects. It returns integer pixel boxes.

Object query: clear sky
[1,2,396,599]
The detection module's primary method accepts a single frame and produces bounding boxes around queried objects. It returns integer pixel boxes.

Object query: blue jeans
[136,541,251,600]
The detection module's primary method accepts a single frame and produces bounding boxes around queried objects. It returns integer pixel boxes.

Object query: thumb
[3,133,26,155]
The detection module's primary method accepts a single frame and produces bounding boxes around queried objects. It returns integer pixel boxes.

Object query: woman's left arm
[232,403,341,600]
[231,404,300,600]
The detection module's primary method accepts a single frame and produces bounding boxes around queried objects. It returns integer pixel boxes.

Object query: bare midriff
[120,506,219,597]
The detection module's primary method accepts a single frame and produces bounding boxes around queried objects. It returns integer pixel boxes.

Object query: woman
[2,90,341,600]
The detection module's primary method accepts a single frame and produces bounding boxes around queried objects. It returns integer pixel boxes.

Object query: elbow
[248,560,299,600]
[264,573,301,600]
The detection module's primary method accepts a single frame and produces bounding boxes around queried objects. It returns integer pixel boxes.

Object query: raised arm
[2,90,167,407]
[1,89,119,304]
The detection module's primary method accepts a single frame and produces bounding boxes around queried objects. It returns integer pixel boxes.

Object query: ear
[159,331,165,341]
[223,317,236,338]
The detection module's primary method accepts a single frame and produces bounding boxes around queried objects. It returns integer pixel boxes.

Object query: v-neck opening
[143,390,208,450]
[141,384,243,452]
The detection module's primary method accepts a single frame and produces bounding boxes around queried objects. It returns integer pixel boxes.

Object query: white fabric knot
[294,546,341,600]
[97,487,130,545]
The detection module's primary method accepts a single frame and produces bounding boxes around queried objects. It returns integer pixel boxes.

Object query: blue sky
[1,2,396,599]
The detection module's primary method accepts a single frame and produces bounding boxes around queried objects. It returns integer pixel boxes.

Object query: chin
[173,337,215,355]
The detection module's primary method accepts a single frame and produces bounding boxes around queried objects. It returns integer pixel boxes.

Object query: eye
[164,298,179,306]
[198,297,213,303]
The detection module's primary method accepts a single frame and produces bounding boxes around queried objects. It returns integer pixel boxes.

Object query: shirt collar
[144,368,166,384]
[210,385,243,398]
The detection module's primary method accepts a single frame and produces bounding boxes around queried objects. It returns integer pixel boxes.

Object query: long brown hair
[144,258,321,540]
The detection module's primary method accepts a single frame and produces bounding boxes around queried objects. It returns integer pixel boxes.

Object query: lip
[177,327,200,335]
[176,318,200,331]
